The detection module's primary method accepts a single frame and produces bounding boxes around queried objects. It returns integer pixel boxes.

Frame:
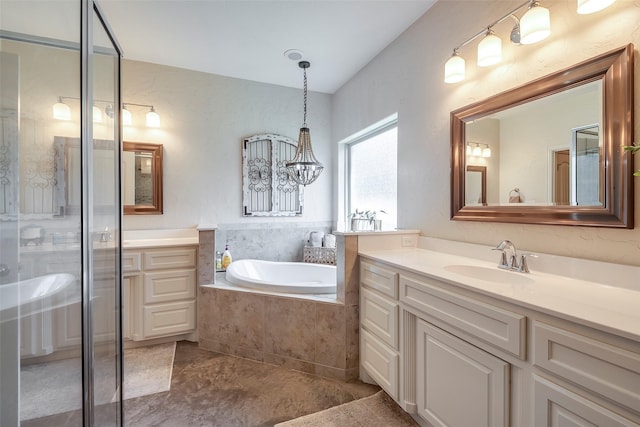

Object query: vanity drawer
[143,269,196,304]
[533,321,640,413]
[142,300,196,338]
[533,375,638,427]
[361,260,399,299]
[143,247,197,270]
[361,328,399,400]
[361,287,399,350]
[400,275,526,358]
[122,251,141,274]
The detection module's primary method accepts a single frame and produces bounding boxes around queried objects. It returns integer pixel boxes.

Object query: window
[345,118,397,230]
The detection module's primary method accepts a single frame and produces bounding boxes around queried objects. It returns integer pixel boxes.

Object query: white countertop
[359,247,640,342]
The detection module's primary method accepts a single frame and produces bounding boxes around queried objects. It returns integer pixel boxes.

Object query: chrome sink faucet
[492,240,537,273]
[493,240,518,270]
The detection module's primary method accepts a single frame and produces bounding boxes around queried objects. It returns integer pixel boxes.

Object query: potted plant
[350,209,386,231]
[623,142,640,176]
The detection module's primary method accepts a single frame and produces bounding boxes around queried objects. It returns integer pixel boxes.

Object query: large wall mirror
[123,141,163,215]
[451,44,634,228]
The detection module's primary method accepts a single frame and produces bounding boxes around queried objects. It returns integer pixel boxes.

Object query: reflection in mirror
[123,142,163,215]
[451,44,634,228]
[465,166,486,205]
[465,81,602,207]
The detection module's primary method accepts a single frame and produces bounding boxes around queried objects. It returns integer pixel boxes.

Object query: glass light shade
[122,107,132,126]
[444,54,465,83]
[482,146,492,157]
[477,33,502,67]
[52,102,71,120]
[146,108,160,127]
[466,144,471,155]
[286,127,324,186]
[577,0,615,14]
[93,105,103,123]
[520,4,551,45]
[472,144,482,156]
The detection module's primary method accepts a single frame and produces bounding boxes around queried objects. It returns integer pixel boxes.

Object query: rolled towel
[308,231,324,247]
[323,234,336,248]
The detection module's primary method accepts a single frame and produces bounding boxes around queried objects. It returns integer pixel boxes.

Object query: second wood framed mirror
[123,141,163,215]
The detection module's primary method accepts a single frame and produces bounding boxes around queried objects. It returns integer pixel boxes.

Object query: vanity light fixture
[444,0,552,83]
[444,50,466,83]
[577,0,615,14]
[520,0,551,45]
[286,60,324,186]
[477,28,502,67]
[53,97,161,128]
[52,97,71,121]
[146,106,161,128]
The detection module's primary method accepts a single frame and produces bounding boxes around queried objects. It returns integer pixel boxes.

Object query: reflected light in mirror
[577,0,616,14]
[122,107,132,126]
[482,145,492,158]
[92,105,103,123]
[444,52,465,83]
[477,31,502,67]
[52,98,71,120]
[520,1,551,45]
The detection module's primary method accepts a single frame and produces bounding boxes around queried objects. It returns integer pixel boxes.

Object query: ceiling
[96,0,436,94]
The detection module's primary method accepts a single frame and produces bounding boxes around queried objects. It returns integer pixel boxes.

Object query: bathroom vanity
[358,239,640,427]
[122,229,199,344]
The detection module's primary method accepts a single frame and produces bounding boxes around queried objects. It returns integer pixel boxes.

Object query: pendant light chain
[302,66,308,127]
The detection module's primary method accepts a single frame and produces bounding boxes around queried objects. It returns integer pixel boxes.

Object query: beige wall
[122,60,333,230]
[332,0,640,266]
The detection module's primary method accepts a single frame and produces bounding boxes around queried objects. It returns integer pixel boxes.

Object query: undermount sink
[0,273,76,321]
[444,264,535,285]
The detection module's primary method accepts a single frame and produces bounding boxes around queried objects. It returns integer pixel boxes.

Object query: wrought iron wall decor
[243,133,303,216]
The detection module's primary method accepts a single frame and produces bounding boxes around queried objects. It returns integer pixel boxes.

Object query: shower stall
[0,0,123,425]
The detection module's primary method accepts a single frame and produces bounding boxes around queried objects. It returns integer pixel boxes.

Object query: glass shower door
[0,1,123,425]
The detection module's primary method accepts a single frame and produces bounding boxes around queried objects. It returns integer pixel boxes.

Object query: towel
[308,231,324,247]
[323,234,336,248]
[509,189,521,203]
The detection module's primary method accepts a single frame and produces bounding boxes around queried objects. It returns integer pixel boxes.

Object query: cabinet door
[361,328,399,400]
[416,319,509,427]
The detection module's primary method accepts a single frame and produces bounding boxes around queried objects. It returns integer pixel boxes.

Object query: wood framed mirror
[123,142,163,215]
[451,44,634,228]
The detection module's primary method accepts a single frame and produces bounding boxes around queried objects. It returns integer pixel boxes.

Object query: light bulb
[93,105,103,123]
[122,107,132,126]
[146,107,160,127]
[577,0,615,14]
[520,2,551,45]
[472,144,482,157]
[482,146,492,158]
[52,99,71,120]
[477,32,502,67]
[444,52,465,83]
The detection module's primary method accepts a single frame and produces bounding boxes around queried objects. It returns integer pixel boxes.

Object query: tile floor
[24,341,381,426]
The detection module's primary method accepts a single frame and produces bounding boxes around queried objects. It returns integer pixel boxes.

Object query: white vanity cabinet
[123,245,197,341]
[358,255,640,427]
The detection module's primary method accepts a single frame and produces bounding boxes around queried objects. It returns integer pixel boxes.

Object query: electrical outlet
[401,236,417,247]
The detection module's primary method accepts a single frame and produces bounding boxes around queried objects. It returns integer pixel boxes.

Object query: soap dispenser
[221,243,232,270]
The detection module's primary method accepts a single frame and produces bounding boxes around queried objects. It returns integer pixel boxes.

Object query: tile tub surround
[215,221,333,262]
[197,231,421,381]
[198,284,360,381]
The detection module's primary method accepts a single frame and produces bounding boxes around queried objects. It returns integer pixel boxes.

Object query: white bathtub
[225,259,336,294]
